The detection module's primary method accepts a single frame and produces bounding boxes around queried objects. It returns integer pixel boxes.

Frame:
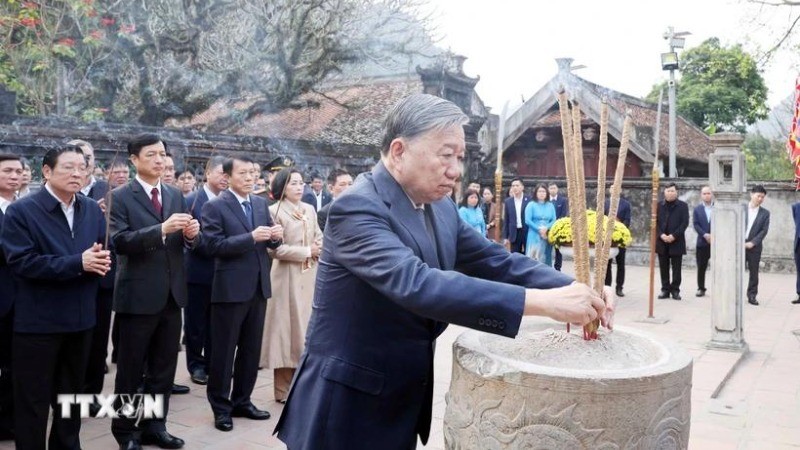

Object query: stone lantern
[707,132,748,352]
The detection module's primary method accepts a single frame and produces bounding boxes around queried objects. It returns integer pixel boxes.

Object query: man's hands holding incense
[524,282,615,330]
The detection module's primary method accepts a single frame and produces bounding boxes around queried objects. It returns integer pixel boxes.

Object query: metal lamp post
[661,27,690,178]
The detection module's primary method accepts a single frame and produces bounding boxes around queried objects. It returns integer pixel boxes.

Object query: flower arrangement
[547,210,632,249]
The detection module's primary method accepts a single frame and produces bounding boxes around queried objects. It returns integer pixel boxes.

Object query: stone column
[707,132,748,352]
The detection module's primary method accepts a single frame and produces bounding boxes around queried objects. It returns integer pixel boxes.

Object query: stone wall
[486,176,799,274]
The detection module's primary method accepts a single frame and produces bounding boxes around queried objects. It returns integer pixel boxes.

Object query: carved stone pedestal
[444,320,692,449]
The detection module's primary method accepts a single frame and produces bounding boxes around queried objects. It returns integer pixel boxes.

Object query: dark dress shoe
[791,297,800,304]
[141,430,184,449]
[171,383,190,395]
[696,289,706,297]
[190,369,208,385]
[231,404,271,420]
[748,298,760,306]
[615,287,624,297]
[671,291,682,300]
[657,291,670,299]
[214,413,233,432]
[119,440,142,450]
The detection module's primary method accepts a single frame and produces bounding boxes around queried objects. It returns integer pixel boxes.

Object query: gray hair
[380,94,468,155]
[67,139,93,154]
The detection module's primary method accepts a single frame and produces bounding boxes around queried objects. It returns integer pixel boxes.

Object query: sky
[424,0,800,113]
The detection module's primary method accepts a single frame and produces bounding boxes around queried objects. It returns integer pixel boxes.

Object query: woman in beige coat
[260,168,323,402]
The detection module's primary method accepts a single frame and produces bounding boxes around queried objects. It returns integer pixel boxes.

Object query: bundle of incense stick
[557,92,631,340]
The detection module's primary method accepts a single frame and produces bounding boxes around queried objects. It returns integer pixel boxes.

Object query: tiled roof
[168,77,424,147]
[582,78,714,163]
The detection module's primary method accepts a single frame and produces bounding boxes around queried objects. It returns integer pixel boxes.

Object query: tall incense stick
[103,148,120,250]
[593,99,609,295]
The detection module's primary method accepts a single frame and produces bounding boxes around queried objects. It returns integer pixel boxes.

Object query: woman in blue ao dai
[524,183,556,265]
[458,189,486,237]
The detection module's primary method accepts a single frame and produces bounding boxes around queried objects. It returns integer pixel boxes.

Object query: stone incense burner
[443,320,692,449]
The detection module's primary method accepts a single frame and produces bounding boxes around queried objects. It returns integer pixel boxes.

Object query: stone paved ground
[1,262,798,449]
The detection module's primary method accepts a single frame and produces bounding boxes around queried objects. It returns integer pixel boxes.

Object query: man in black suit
[109,134,200,450]
[693,186,713,297]
[548,182,568,270]
[317,168,353,232]
[503,178,530,254]
[604,185,632,297]
[201,156,283,432]
[745,185,770,306]
[300,174,331,211]
[656,182,689,300]
[2,145,110,450]
[0,153,23,441]
[184,155,227,386]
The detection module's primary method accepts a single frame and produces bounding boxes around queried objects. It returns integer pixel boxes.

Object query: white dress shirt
[0,196,13,214]
[746,205,759,238]
[203,184,218,201]
[136,175,162,206]
[81,176,97,196]
[514,196,523,228]
[44,183,76,231]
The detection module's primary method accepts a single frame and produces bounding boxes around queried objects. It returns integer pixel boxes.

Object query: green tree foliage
[743,133,795,181]
[646,38,769,133]
[0,0,435,126]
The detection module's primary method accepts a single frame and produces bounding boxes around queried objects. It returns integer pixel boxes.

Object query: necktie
[243,200,253,227]
[150,187,162,216]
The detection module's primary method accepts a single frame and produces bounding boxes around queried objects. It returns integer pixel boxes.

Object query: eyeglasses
[56,165,88,175]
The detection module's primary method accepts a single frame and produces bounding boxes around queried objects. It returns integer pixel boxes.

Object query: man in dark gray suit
[109,134,200,450]
[745,185,770,306]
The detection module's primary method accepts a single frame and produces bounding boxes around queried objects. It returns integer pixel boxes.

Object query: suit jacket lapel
[130,181,162,222]
[430,201,454,269]
[373,163,439,268]
[223,190,252,231]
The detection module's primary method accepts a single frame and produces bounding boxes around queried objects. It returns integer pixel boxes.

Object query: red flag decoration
[788,76,800,190]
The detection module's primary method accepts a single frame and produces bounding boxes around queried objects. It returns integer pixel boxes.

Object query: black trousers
[112,299,181,444]
[554,248,563,271]
[658,253,683,293]
[696,246,711,291]
[207,294,267,415]
[0,312,13,439]
[510,227,527,254]
[185,283,212,374]
[84,287,113,394]
[13,329,92,450]
[746,248,762,300]
[604,248,626,289]
[110,314,119,364]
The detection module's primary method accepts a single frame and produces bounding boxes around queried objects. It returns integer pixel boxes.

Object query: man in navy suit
[110,134,200,450]
[604,184,632,297]
[503,178,530,253]
[275,94,614,450]
[0,153,23,441]
[1,145,110,450]
[317,168,353,232]
[745,185,770,306]
[548,182,568,270]
[183,155,227,385]
[201,156,283,432]
[301,174,331,211]
[793,200,800,305]
[693,186,713,297]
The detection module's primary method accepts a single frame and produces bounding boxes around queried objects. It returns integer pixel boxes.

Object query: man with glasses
[1,145,110,450]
